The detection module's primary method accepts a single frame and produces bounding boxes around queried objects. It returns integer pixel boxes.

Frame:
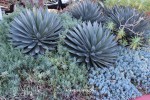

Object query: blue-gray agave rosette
[65,22,118,67]
[9,8,63,56]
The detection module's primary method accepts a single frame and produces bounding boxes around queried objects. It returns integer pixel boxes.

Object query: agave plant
[65,21,118,68]
[67,0,105,23]
[106,6,150,42]
[105,6,150,49]
[9,8,63,56]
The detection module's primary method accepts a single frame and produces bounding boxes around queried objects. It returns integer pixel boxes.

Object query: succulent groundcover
[0,0,150,99]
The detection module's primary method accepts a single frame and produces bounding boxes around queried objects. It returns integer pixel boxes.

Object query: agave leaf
[66,35,82,47]
[14,18,31,33]
[35,45,40,53]
[10,23,29,36]
[16,43,30,49]
[9,29,29,38]
[28,42,37,49]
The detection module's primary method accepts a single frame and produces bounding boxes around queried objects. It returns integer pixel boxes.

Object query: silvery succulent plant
[9,8,63,56]
[67,0,105,23]
[89,46,150,99]
[65,21,118,68]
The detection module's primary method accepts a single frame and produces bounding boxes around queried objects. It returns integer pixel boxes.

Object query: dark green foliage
[9,7,63,56]
[105,6,150,48]
[67,0,105,23]
[65,21,118,68]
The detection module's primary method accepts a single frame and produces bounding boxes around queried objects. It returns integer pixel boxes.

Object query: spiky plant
[67,0,105,23]
[9,8,63,56]
[106,21,115,30]
[116,28,126,40]
[65,21,118,68]
[130,36,142,50]
[106,6,150,48]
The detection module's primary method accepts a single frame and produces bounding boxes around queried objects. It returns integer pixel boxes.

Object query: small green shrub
[0,8,21,44]
[33,45,88,99]
[0,45,88,99]
[60,12,81,29]
[3,6,23,23]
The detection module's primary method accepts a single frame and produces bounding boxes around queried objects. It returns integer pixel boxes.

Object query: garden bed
[0,0,150,100]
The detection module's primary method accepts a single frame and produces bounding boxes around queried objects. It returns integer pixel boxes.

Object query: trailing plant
[65,21,118,68]
[106,6,150,49]
[9,7,63,56]
[89,46,150,100]
[67,0,105,23]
